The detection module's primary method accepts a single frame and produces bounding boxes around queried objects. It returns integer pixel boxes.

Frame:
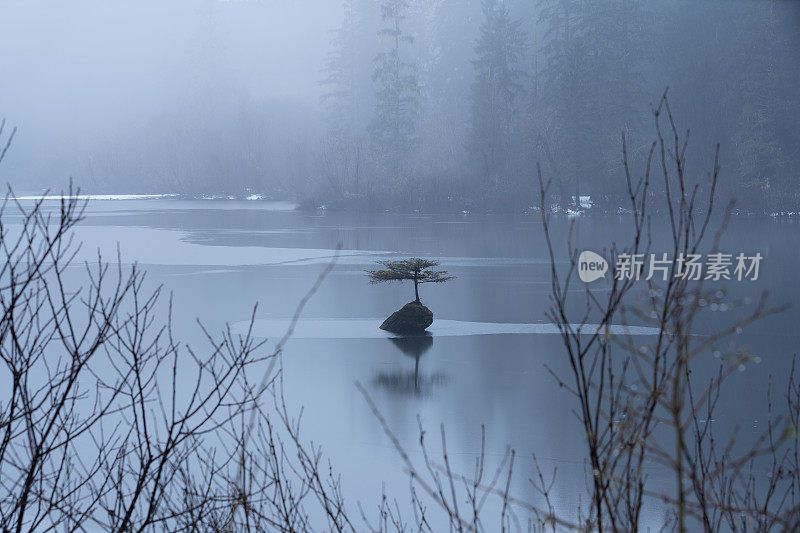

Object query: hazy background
[1,0,799,212]
[0,0,339,194]
[1,3,798,525]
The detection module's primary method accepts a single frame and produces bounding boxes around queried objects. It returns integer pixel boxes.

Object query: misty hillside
[1,0,798,213]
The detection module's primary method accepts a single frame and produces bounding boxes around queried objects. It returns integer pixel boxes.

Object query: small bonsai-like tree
[366,258,454,302]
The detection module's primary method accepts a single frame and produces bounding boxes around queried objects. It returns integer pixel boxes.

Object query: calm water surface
[21,198,800,527]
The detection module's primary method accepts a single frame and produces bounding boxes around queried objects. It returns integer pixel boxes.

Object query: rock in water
[380,301,434,334]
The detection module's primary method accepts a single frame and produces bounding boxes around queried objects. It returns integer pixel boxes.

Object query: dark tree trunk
[414,278,420,302]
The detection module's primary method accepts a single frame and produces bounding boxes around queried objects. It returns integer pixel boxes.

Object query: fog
[1,0,799,212]
[2,2,800,529]
[0,0,339,191]
[2,1,338,115]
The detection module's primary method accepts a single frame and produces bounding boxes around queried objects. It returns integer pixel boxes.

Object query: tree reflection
[374,334,447,396]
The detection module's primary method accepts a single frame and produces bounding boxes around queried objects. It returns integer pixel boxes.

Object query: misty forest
[2,0,800,532]
[2,0,799,213]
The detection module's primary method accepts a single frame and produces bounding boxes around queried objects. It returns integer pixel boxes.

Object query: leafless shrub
[0,185,271,530]
[536,90,797,531]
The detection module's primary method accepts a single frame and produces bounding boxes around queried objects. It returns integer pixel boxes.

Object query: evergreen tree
[367,258,454,302]
[370,0,420,182]
[319,0,373,198]
[655,0,798,212]
[469,0,527,188]
[320,0,371,135]
[537,0,647,208]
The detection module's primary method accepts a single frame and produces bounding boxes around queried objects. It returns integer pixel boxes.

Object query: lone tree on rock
[367,258,454,302]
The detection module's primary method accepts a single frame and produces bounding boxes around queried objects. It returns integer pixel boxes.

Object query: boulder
[380,301,434,334]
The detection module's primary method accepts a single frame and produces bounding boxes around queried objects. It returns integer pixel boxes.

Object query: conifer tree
[469,0,527,186]
[319,0,372,197]
[370,0,420,183]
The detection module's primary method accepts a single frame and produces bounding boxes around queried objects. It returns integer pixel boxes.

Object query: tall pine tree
[321,0,373,135]
[469,0,526,190]
[538,0,647,208]
[370,0,420,183]
[319,0,372,198]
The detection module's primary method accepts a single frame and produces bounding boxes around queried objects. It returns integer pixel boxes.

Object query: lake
[15,197,800,528]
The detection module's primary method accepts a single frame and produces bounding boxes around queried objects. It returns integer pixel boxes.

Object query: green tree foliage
[366,258,454,302]
[320,0,372,135]
[370,0,420,183]
[537,0,649,207]
[469,0,527,189]
[319,0,372,199]
[654,0,800,213]
[308,0,800,213]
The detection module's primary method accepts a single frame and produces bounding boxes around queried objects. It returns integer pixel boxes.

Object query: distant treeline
[60,0,800,213]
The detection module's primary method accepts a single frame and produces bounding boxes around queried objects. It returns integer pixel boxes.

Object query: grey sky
[0,0,340,144]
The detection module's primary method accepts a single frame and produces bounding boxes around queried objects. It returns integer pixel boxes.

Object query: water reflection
[374,334,447,396]
[63,200,799,521]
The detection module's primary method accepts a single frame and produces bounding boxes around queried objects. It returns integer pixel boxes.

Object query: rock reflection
[374,334,447,396]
